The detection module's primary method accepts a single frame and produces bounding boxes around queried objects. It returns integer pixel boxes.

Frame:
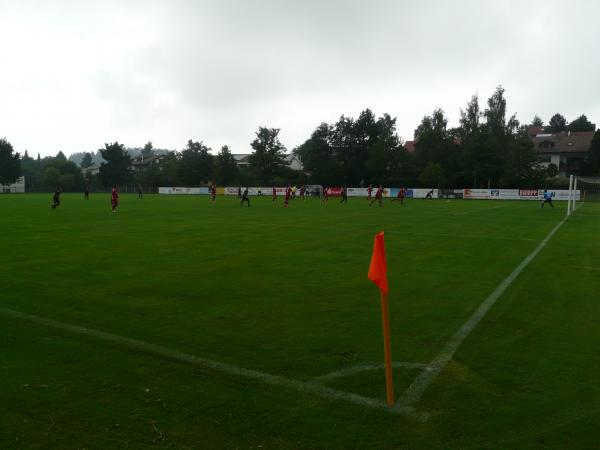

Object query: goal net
[569,175,600,214]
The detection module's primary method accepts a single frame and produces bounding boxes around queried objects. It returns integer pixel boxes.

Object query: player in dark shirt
[340,186,348,204]
[138,184,143,199]
[299,185,305,200]
[51,188,62,210]
[322,187,329,203]
[241,187,250,207]
[84,186,89,200]
[237,186,242,200]
[111,185,119,212]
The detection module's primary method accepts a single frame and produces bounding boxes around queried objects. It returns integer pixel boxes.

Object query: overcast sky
[1,0,599,158]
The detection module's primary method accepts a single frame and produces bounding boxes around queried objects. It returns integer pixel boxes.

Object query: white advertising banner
[159,187,209,195]
[410,188,439,199]
[225,187,288,196]
[463,188,491,199]
[347,187,369,197]
[218,186,580,200]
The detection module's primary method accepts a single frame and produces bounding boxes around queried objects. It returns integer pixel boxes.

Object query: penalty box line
[394,216,568,413]
[0,306,421,418]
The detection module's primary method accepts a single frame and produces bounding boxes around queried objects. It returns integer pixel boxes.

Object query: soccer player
[424,189,434,199]
[392,186,406,204]
[111,185,119,212]
[541,189,554,208]
[284,185,292,207]
[240,187,250,207]
[51,187,62,210]
[84,186,89,200]
[272,186,277,202]
[211,184,217,202]
[322,186,329,203]
[299,184,305,200]
[367,184,373,200]
[369,185,383,207]
[291,185,297,200]
[237,186,242,200]
[138,184,143,199]
[340,186,348,204]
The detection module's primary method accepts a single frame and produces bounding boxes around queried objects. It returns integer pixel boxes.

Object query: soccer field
[1,194,598,449]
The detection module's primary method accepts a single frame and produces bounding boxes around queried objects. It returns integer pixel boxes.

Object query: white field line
[0,306,422,418]
[393,216,567,413]
[312,362,428,383]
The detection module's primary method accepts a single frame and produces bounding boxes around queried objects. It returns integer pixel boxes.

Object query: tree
[42,166,61,190]
[295,123,341,184]
[546,163,558,178]
[548,113,567,133]
[419,162,446,188]
[459,94,480,141]
[99,142,132,186]
[81,152,93,168]
[531,115,544,127]
[414,108,461,186]
[0,138,22,185]
[55,151,67,161]
[500,133,544,187]
[142,141,154,158]
[365,113,405,184]
[214,145,238,185]
[248,127,288,185]
[568,115,595,132]
[484,85,518,143]
[178,140,214,186]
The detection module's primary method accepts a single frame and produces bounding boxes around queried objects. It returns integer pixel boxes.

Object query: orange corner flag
[368,231,388,293]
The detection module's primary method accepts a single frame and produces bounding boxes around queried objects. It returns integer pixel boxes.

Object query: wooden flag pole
[380,290,395,407]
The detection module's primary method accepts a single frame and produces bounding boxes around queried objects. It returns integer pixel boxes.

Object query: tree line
[1,86,599,191]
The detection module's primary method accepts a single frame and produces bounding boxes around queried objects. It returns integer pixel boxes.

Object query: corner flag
[367,231,394,407]
[368,232,389,293]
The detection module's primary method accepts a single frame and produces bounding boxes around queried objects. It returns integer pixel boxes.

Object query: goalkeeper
[541,190,554,208]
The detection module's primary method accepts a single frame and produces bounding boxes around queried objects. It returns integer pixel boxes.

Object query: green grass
[0,193,598,449]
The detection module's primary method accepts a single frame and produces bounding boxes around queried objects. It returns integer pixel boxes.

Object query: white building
[1,176,25,193]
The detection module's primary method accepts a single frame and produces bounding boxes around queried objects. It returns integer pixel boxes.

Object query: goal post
[569,175,600,215]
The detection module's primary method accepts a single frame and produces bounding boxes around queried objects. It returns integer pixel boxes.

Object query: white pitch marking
[312,362,428,383]
[394,216,567,413]
[0,306,423,418]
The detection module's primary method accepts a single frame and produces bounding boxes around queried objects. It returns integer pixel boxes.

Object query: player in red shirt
[367,184,373,200]
[284,185,291,207]
[392,186,406,204]
[211,184,217,202]
[299,185,305,200]
[111,185,119,212]
[272,186,277,202]
[322,186,329,203]
[369,185,383,207]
